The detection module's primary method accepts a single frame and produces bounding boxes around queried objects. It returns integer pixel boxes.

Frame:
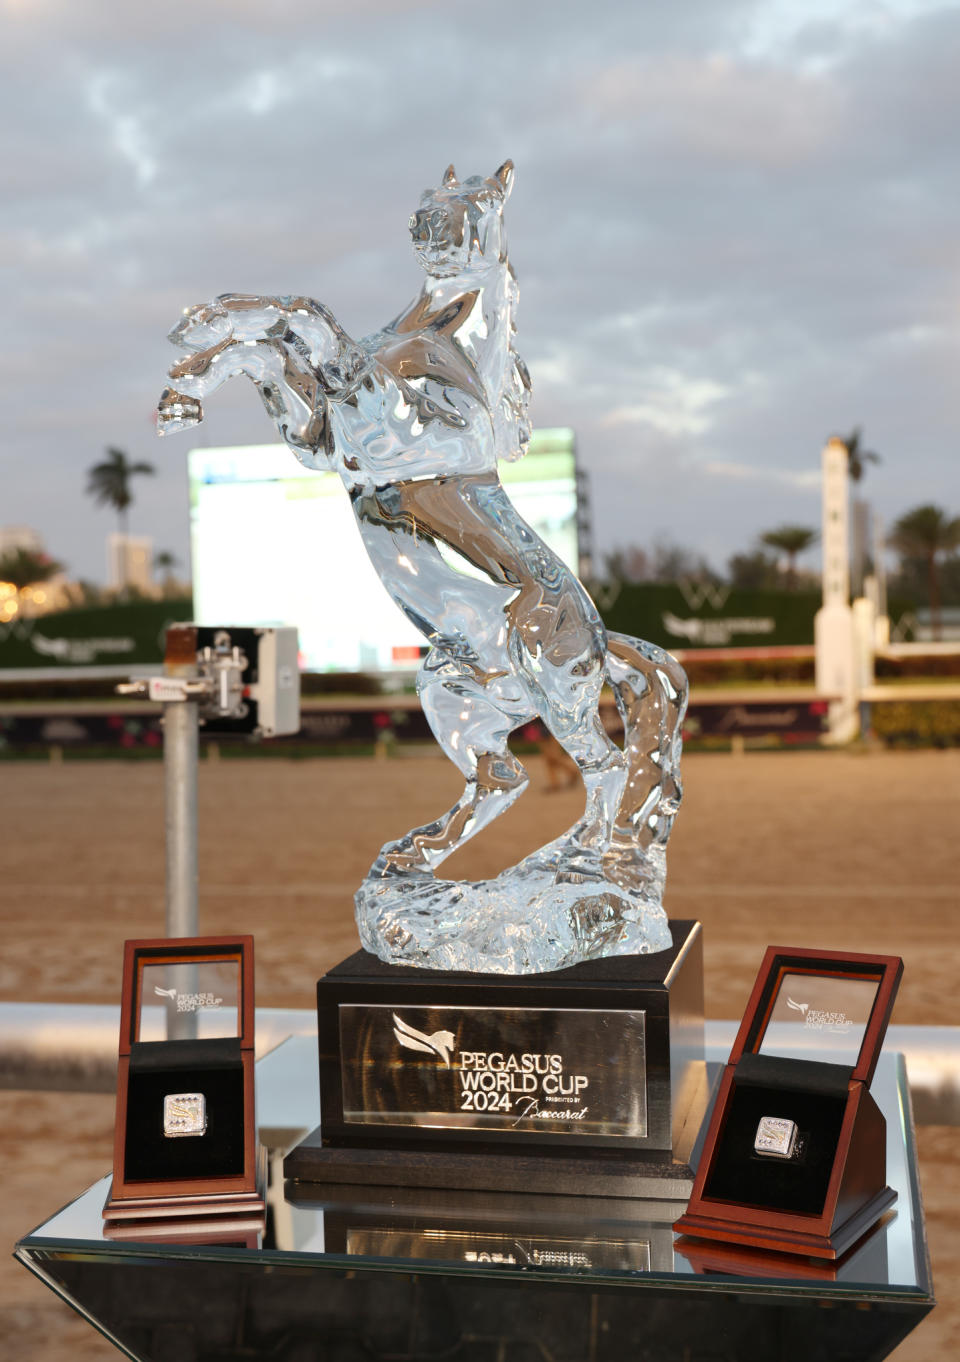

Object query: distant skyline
[3,0,958,584]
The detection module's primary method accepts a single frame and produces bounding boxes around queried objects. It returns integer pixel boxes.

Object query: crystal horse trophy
[158,161,688,975]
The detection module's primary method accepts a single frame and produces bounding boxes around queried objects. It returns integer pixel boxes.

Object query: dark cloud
[1,0,958,582]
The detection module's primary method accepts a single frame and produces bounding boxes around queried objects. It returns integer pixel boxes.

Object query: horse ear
[443,164,458,187]
[491,159,515,199]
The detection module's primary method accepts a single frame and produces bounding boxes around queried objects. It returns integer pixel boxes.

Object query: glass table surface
[17,1037,931,1296]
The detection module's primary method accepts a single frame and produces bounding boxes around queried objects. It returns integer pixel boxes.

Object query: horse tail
[603,633,688,900]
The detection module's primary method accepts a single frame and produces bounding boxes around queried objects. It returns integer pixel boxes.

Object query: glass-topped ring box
[675,946,903,1260]
[104,936,265,1222]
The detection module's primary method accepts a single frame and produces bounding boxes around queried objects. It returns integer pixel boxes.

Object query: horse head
[409,160,515,278]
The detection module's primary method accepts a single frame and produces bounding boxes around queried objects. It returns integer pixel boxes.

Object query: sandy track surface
[2,750,958,1359]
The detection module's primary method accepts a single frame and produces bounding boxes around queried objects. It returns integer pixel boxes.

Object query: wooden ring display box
[103,935,265,1222]
[675,946,903,1260]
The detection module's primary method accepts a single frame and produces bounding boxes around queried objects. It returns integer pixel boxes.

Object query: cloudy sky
[3,0,958,583]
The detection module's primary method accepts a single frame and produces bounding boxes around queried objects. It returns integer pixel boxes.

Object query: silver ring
[754,1115,798,1159]
[163,1092,207,1138]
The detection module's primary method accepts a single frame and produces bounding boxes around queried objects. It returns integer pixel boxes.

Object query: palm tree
[86,447,155,539]
[154,549,177,575]
[841,427,881,484]
[86,447,155,592]
[840,428,882,597]
[889,505,960,640]
[759,526,819,590]
[154,549,180,597]
[0,547,63,617]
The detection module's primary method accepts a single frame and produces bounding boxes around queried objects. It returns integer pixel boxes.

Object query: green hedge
[0,598,193,670]
[873,700,960,746]
[597,583,821,649]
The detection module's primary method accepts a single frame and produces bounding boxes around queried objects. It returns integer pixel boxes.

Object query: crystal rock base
[356,851,672,975]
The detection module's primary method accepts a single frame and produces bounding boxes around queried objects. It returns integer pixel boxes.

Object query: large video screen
[188,430,579,673]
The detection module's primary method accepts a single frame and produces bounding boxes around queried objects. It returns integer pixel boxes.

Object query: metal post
[163,626,200,941]
[164,699,199,939]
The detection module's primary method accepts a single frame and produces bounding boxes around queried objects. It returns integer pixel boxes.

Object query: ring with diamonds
[163,1092,207,1138]
[754,1115,798,1159]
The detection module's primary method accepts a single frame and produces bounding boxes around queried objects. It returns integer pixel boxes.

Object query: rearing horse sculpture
[158,161,688,974]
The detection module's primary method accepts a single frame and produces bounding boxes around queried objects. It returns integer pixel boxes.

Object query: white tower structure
[814,437,858,741]
[870,512,891,647]
[108,534,154,594]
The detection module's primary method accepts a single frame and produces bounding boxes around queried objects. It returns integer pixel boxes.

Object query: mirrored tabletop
[16,1036,934,1362]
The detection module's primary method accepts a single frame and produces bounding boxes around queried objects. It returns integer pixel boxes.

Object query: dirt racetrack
[2,749,958,1360]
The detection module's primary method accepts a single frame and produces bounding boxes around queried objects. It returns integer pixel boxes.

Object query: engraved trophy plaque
[157,162,704,1194]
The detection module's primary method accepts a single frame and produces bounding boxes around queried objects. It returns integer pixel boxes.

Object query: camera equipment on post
[117,623,300,737]
[116,624,300,939]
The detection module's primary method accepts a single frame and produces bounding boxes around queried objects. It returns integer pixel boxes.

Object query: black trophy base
[285,920,706,1200]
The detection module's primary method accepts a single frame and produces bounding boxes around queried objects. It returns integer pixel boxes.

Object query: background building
[107,534,154,595]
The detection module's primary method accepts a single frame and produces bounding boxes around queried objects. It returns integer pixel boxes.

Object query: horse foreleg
[157,337,245,433]
[160,339,332,465]
[370,652,533,877]
[163,338,251,404]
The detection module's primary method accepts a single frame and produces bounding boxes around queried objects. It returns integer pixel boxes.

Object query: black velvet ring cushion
[703,1054,852,1216]
[124,1038,245,1183]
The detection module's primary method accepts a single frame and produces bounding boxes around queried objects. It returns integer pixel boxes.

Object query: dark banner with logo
[684,700,830,741]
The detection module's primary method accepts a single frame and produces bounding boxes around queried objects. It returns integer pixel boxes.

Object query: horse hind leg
[603,633,688,899]
[520,650,627,882]
[369,650,532,878]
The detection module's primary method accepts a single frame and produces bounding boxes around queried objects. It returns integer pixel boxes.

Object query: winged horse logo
[392,1013,456,1068]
